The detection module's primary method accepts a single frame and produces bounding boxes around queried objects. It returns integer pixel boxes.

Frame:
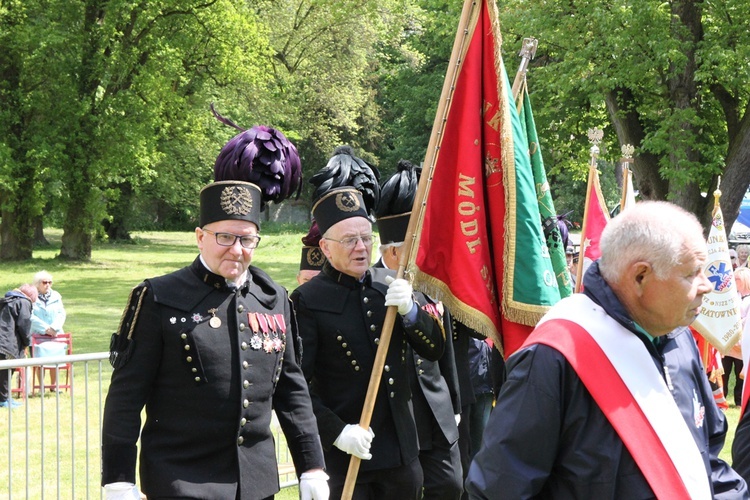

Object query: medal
[207,308,221,329]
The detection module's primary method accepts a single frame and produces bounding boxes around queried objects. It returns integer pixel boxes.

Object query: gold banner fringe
[413,270,503,356]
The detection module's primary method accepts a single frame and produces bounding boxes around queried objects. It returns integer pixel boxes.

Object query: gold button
[239,323,246,331]
[243,380,250,389]
[241,342,248,350]
[384,365,390,372]
[416,359,423,365]
[240,418,247,426]
[242,361,249,369]
[355,366,361,371]
[184,345,190,351]
[180,333,187,339]
[346,351,352,356]
[374,338,380,344]
[351,360,357,366]
[192,368,197,373]
[388,378,394,385]
[390,392,395,398]
[342,342,348,348]
[243,399,249,408]
[370,325,376,331]
[367,311,373,317]
[194,376,200,382]
[237,436,244,445]
[363,297,369,304]
[238,305,244,313]
[186,356,193,362]
[337,335,343,341]
[418,369,424,375]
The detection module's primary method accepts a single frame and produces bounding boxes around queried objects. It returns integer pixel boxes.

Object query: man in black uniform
[374,159,462,499]
[102,124,328,500]
[292,152,446,498]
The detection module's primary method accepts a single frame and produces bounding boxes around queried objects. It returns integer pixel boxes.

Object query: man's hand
[333,424,375,460]
[385,276,415,316]
[299,469,330,500]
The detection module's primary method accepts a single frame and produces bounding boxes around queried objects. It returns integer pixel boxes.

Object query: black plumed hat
[310,145,380,235]
[375,160,420,244]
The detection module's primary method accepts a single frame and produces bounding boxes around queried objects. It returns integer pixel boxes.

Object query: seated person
[30,271,67,391]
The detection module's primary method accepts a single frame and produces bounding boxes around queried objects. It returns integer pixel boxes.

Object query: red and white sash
[524,294,711,500]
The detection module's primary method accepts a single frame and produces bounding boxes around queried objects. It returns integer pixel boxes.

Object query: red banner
[412,0,542,356]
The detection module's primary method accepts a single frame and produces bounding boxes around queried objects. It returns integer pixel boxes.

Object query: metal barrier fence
[0,354,298,499]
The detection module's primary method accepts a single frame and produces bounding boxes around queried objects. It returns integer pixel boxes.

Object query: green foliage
[496,0,750,219]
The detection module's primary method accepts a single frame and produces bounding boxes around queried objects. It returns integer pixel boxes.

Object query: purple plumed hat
[202,105,303,228]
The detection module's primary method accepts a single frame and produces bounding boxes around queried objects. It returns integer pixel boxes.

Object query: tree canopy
[1,0,748,260]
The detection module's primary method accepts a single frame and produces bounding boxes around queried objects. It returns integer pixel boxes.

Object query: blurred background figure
[297,220,324,286]
[0,284,37,408]
[738,245,750,268]
[723,267,750,407]
[730,248,739,270]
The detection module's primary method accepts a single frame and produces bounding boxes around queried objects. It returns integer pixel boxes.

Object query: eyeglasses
[324,234,374,250]
[41,280,53,285]
[202,228,261,249]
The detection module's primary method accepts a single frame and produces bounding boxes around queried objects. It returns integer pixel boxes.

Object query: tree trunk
[33,216,49,246]
[604,87,668,201]
[0,207,33,260]
[59,165,95,261]
[105,182,133,241]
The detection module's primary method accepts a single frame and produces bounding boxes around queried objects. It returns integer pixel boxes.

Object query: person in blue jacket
[31,271,66,337]
[466,201,747,499]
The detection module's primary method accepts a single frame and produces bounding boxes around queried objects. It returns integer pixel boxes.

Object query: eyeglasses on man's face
[324,234,374,250]
[41,280,53,285]
[202,228,261,249]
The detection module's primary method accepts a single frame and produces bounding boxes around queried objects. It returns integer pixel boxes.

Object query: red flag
[411,0,560,357]
[575,165,610,291]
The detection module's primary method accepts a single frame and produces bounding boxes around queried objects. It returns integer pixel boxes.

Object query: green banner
[518,87,573,298]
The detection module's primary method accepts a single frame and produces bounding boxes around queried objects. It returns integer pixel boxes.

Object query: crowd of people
[5,120,750,498]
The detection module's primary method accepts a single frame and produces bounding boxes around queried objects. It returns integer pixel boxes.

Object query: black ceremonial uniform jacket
[409,301,460,448]
[290,261,445,475]
[373,259,460,448]
[102,257,324,500]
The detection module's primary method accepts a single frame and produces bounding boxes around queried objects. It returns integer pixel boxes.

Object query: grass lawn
[0,225,742,495]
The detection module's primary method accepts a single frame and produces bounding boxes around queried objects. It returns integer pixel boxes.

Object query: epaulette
[109,284,148,369]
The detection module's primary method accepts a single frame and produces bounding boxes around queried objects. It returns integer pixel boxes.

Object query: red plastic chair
[31,333,73,395]
[10,366,27,400]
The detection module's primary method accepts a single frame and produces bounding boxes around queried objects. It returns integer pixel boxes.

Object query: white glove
[299,470,330,500]
[454,414,461,426]
[333,424,375,460]
[384,276,415,316]
[103,482,140,500]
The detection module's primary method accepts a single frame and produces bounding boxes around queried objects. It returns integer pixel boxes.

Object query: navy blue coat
[466,262,747,499]
[0,291,33,358]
